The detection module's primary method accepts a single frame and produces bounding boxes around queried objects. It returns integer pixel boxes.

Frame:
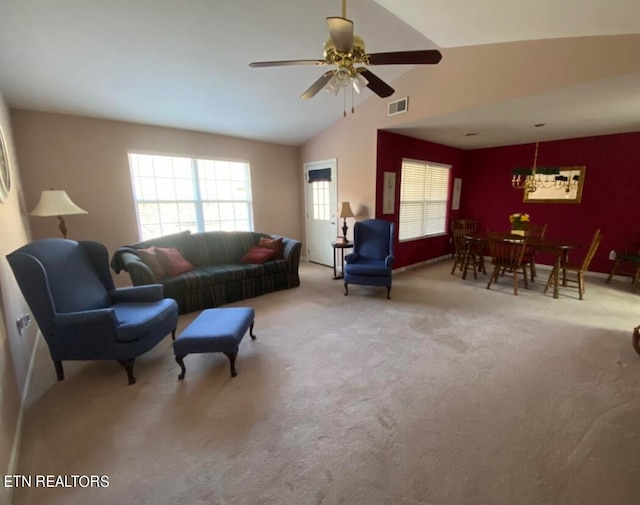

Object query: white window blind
[398,159,451,241]
[129,153,253,241]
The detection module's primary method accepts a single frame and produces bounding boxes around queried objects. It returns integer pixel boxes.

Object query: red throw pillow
[259,237,283,259]
[154,247,195,276]
[240,245,277,264]
[136,246,167,280]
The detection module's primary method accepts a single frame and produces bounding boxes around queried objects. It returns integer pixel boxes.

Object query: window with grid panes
[312,180,331,220]
[128,153,253,241]
[398,159,451,241]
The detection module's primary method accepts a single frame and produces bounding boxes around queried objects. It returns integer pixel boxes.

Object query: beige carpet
[10,261,640,505]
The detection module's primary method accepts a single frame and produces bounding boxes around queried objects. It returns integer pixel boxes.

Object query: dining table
[461,232,579,299]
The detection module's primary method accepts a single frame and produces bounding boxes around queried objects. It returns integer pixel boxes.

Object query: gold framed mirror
[523,165,585,204]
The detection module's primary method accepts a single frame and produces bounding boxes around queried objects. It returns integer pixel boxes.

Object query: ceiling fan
[249,0,442,100]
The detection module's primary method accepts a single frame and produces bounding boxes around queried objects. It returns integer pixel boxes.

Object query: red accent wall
[376,130,467,269]
[461,132,640,273]
[376,129,640,273]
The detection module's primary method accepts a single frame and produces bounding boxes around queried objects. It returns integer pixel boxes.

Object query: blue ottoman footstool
[173,307,256,379]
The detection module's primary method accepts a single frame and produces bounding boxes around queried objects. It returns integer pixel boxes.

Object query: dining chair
[451,219,475,274]
[521,222,548,281]
[487,233,529,295]
[605,242,640,292]
[545,229,603,300]
[451,219,485,278]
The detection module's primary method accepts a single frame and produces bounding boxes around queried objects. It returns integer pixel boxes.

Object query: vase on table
[511,229,525,236]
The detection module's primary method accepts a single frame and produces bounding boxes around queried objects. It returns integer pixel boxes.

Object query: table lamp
[338,201,355,243]
[30,189,88,239]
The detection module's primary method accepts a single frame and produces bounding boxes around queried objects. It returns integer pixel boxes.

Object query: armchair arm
[345,252,359,263]
[56,308,119,328]
[385,255,395,268]
[51,309,120,359]
[110,284,164,303]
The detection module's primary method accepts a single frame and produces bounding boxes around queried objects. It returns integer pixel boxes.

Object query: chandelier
[511,124,582,194]
[511,124,560,193]
[554,171,581,194]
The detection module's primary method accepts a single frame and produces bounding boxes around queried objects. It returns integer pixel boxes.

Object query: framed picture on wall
[451,178,462,210]
[0,125,10,203]
[523,166,586,204]
[383,172,395,214]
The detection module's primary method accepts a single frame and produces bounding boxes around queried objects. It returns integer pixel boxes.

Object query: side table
[331,241,354,280]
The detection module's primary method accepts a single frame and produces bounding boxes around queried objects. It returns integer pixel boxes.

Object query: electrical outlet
[16,314,32,336]
[609,250,616,260]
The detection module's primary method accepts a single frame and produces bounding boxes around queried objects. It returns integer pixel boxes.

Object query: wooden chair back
[520,222,548,240]
[488,233,527,269]
[451,219,477,253]
[580,229,603,271]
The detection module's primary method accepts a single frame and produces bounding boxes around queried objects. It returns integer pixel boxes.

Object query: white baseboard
[393,255,614,281]
[393,254,451,274]
[5,331,41,504]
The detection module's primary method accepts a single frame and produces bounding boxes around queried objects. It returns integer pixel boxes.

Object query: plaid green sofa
[111,230,301,314]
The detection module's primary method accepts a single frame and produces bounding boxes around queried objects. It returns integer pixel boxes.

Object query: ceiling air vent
[387,97,408,117]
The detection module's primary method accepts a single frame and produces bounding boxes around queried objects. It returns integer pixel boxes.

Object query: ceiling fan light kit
[249,0,442,114]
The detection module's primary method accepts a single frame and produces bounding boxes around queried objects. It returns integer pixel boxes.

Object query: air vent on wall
[387,97,408,116]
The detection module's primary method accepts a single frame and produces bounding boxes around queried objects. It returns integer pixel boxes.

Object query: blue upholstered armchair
[344,219,395,299]
[7,239,178,385]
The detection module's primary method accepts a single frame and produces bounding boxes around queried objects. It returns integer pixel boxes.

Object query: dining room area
[376,126,640,306]
[451,214,603,300]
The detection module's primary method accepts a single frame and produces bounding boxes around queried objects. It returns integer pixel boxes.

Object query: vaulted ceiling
[0,0,638,148]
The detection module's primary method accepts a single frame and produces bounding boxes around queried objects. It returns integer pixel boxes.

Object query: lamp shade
[338,201,355,219]
[30,190,87,217]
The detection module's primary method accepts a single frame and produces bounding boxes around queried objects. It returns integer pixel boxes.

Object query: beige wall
[11,111,304,287]
[0,108,303,493]
[301,34,640,228]
[0,91,36,498]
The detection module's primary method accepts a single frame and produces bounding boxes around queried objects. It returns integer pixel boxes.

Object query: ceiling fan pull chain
[343,88,347,117]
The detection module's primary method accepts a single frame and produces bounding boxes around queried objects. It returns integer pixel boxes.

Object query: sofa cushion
[160,264,263,295]
[189,231,266,265]
[259,236,283,259]
[155,247,195,276]
[136,246,167,279]
[240,245,277,264]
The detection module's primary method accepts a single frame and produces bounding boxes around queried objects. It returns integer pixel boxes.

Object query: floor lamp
[30,190,88,239]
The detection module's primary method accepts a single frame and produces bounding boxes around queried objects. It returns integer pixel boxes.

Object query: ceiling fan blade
[300,71,335,100]
[366,50,443,66]
[358,69,394,98]
[249,60,327,68]
[327,17,354,53]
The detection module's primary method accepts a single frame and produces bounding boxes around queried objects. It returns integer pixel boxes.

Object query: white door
[304,159,338,267]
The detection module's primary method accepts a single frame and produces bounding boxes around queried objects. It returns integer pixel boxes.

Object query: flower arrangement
[509,213,530,230]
